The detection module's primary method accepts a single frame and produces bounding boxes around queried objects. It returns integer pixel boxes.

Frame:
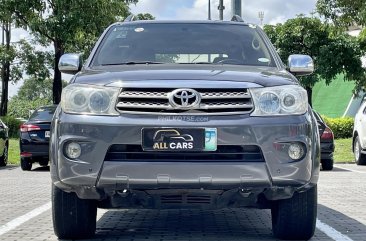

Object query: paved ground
[0,164,366,241]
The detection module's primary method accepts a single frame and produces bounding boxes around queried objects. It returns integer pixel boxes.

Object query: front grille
[160,195,212,204]
[116,88,253,115]
[104,144,264,162]
[161,195,183,204]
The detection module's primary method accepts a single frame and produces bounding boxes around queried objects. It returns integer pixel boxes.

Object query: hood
[73,65,298,88]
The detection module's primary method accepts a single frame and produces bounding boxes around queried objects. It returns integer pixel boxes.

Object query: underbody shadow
[31,166,50,172]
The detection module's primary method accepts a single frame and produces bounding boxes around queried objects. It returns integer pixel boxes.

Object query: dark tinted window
[92,23,276,67]
[29,106,57,121]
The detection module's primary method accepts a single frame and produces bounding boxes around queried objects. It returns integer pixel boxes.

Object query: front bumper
[50,110,320,202]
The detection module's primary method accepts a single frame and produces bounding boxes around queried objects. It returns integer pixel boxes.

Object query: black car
[314,111,335,170]
[51,17,320,240]
[0,119,9,167]
[20,105,57,171]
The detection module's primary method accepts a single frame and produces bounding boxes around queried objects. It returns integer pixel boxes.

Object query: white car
[353,101,366,165]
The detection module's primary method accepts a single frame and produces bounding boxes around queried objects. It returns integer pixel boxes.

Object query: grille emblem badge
[169,89,201,109]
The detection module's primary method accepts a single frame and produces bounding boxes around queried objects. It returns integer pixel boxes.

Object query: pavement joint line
[316,219,354,241]
[0,201,51,236]
[334,165,366,174]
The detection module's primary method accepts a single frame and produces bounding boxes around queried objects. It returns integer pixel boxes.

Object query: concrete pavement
[0,164,365,240]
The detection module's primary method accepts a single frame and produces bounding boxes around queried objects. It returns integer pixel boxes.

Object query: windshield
[29,106,57,121]
[92,23,276,67]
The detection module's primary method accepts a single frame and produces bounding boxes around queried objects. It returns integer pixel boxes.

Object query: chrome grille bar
[116,88,254,115]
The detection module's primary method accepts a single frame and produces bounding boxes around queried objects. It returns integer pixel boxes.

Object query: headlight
[250,85,308,116]
[61,84,120,115]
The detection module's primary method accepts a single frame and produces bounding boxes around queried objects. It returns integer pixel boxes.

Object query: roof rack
[124,14,138,22]
[231,15,244,22]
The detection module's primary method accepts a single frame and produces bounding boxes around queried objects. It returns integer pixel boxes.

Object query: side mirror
[288,54,314,76]
[58,53,82,75]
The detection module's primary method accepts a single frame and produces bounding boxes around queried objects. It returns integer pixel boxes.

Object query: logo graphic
[169,89,201,109]
[204,128,217,151]
[152,129,194,150]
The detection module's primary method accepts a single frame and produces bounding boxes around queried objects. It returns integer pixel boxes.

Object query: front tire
[20,157,32,171]
[321,159,333,171]
[0,145,8,167]
[354,136,366,165]
[52,184,97,239]
[271,185,317,240]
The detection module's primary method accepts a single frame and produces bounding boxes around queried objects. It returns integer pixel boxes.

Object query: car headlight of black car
[61,84,120,115]
[250,85,308,116]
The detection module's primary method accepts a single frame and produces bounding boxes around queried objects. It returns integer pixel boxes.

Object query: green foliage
[7,77,63,119]
[263,16,366,96]
[360,28,366,52]
[137,13,155,20]
[0,42,22,86]
[0,36,51,85]
[8,98,52,119]
[0,116,22,138]
[17,40,52,81]
[8,138,20,165]
[16,78,66,102]
[316,0,366,27]
[322,116,354,139]
[4,0,139,103]
[334,138,353,163]
[9,0,134,51]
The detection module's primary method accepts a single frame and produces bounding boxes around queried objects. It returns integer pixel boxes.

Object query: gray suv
[51,16,320,240]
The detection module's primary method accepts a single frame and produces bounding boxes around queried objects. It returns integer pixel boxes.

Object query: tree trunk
[0,22,11,116]
[306,86,313,107]
[53,40,64,104]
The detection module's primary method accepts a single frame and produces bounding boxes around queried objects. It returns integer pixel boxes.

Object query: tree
[263,16,366,106]
[0,33,53,116]
[16,78,66,101]
[8,77,66,118]
[8,98,51,119]
[137,13,155,20]
[360,29,366,51]
[0,22,12,116]
[6,0,139,104]
[316,0,366,28]
[0,0,14,116]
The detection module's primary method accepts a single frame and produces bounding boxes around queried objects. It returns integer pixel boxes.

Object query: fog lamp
[65,142,81,159]
[288,143,304,160]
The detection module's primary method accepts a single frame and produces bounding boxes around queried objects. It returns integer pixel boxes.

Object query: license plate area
[45,131,50,138]
[142,128,217,151]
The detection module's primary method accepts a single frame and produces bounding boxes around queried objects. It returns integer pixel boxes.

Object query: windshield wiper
[101,61,164,66]
[179,62,213,65]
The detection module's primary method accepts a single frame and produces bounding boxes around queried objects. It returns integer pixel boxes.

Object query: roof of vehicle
[113,19,253,27]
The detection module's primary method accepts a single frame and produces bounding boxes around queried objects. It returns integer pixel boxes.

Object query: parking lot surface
[0,164,365,241]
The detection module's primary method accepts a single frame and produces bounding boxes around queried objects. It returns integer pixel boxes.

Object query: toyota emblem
[169,89,201,109]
